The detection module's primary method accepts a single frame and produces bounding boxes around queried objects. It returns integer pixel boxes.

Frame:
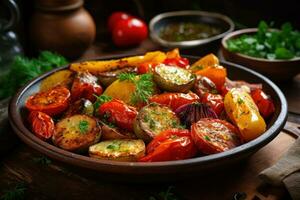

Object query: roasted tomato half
[251,89,275,119]
[149,92,200,111]
[191,118,241,154]
[139,129,197,162]
[98,99,137,131]
[201,93,224,116]
[25,86,70,116]
[28,111,54,140]
[71,71,103,102]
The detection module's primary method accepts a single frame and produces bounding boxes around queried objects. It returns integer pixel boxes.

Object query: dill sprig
[0,183,26,200]
[118,73,154,105]
[93,94,113,110]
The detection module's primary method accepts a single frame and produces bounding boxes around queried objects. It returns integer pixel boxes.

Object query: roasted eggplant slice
[101,122,137,140]
[64,98,94,117]
[89,139,145,161]
[153,64,195,93]
[133,103,181,143]
[98,67,137,87]
[52,114,101,152]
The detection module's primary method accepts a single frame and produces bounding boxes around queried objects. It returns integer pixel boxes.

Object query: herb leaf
[93,94,112,110]
[79,120,89,134]
[0,182,26,200]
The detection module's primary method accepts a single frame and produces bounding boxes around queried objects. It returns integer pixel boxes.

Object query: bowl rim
[8,55,287,171]
[149,10,235,48]
[221,28,300,62]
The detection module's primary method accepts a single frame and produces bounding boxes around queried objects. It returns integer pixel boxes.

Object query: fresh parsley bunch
[227,21,300,60]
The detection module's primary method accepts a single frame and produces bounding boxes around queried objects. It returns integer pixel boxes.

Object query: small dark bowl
[149,10,234,56]
[221,28,300,82]
[9,55,287,182]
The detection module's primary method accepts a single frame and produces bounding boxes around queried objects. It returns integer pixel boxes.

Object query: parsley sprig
[118,73,154,105]
[78,120,89,134]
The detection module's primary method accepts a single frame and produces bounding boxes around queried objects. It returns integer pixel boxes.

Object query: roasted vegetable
[201,93,224,116]
[25,86,71,116]
[149,92,200,112]
[190,53,219,72]
[251,89,275,119]
[71,71,103,102]
[139,129,197,162]
[89,139,145,161]
[28,111,54,140]
[64,98,94,117]
[224,88,266,141]
[70,51,166,74]
[101,122,137,140]
[52,115,101,152]
[221,78,262,96]
[191,118,241,154]
[175,102,218,127]
[193,75,218,98]
[153,64,195,93]
[98,67,137,87]
[133,103,181,143]
[40,70,74,92]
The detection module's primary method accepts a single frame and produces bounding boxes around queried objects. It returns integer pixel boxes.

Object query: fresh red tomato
[25,86,70,116]
[193,75,218,98]
[108,11,132,32]
[98,99,137,131]
[201,93,224,116]
[149,92,200,111]
[29,111,54,140]
[251,89,275,119]
[112,17,148,47]
[195,65,226,92]
[71,71,103,102]
[139,129,198,162]
[221,78,263,96]
[191,118,241,154]
[137,62,159,74]
[163,57,190,69]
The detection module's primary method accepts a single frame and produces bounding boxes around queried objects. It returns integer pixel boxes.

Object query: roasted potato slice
[133,103,181,143]
[89,139,145,161]
[101,123,137,140]
[40,70,74,91]
[98,67,137,87]
[52,115,101,152]
[153,64,195,93]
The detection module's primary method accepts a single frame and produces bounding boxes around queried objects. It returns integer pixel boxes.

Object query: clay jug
[29,0,96,59]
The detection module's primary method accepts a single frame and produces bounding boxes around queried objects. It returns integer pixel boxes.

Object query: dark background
[1,0,300,55]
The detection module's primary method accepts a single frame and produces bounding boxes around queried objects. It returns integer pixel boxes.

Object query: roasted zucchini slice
[89,139,145,161]
[52,114,101,152]
[153,64,195,93]
[133,103,181,143]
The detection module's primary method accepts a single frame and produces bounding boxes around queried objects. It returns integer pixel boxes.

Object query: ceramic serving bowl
[9,55,287,182]
[221,28,300,82]
[149,10,234,56]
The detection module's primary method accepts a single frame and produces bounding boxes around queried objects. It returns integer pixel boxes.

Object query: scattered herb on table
[149,186,179,200]
[32,155,52,165]
[118,73,154,105]
[226,21,300,60]
[0,182,26,200]
[0,51,67,100]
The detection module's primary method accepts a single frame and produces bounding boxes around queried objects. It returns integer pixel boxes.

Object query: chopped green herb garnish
[237,97,244,104]
[93,94,112,110]
[78,120,89,134]
[0,182,26,200]
[32,156,52,165]
[226,21,300,60]
[106,142,120,151]
[211,88,219,94]
[149,119,156,130]
[190,65,204,71]
[103,112,111,120]
[143,115,150,122]
[118,73,154,105]
[171,120,179,128]
[204,135,211,141]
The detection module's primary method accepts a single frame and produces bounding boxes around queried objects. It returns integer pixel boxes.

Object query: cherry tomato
[163,57,190,69]
[149,92,200,111]
[191,118,241,154]
[98,99,137,131]
[201,93,224,116]
[137,62,159,74]
[28,111,54,140]
[195,65,226,92]
[112,17,148,47]
[251,89,275,119]
[108,11,132,32]
[25,86,70,116]
[139,129,198,162]
[193,75,218,98]
[71,72,103,102]
[221,78,263,96]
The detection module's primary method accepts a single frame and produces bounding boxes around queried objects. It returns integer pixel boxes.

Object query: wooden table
[1,40,299,200]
